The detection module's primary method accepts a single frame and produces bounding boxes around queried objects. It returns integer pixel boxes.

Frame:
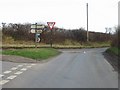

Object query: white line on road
[21,68,27,71]
[14,71,23,75]
[23,64,27,65]
[31,64,36,66]
[26,66,32,68]
[3,71,12,74]
[0,74,4,78]
[0,80,9,85]
[11,67,18,70]
[104,59,115,71]
[17,65,23,67]
[7,75,17,80]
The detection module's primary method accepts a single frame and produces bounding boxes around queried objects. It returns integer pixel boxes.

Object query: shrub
[3,36,15,44]
[111,27,120,48]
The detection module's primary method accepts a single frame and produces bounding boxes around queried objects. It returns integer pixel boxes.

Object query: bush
[63,39,81,45]
[3,36,15,44]
[111,27,120,48]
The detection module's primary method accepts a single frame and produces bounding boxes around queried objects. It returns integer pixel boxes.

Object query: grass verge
[2,42,110,49]
[2,48,60,60]
[106,47,120,56]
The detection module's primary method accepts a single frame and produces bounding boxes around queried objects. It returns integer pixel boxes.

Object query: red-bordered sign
[47,22,56,30]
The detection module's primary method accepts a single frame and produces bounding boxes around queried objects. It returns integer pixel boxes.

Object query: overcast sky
[0,0,119,32]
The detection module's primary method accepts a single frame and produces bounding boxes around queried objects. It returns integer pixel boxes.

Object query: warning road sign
[47,22,55,30]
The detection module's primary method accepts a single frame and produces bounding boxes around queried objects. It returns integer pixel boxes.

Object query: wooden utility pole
[86,3,89,42]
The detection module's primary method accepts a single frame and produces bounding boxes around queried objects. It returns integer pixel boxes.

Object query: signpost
[31,23,44,48]
[36,33,41,42]
[47,22,56,47]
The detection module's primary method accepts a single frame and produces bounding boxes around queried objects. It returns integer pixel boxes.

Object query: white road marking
[17,65,23,67]
[0,80,9,85]
[104,59,115,71]
[26,66,32,68]
[3,71,12,74]
[11,67,18,70]
[14,71,23,75]
[0,74,4,78]
[31,64,36,66]
[21,68,27,71]
[7,75,17,80]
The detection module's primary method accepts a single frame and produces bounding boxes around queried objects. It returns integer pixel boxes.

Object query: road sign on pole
[30,23,44,48]
[47,22,55,30]
[47,22,56,48]
[36,34,41,42]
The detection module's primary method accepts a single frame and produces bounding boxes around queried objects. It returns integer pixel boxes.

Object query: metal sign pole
[50,29,53,47]
[47,22,55,48]
[31,23,44,48]
[35,23,37,48]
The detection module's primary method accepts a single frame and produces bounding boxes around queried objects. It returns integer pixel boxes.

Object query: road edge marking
[0,80,9,85]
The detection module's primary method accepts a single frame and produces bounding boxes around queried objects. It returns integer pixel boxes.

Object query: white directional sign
[31,29,43,33]
[30,24,44,33]
[31,25,44,29]
[30,23,44,48]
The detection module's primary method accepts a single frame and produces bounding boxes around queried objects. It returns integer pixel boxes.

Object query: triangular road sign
[47,22,56,30]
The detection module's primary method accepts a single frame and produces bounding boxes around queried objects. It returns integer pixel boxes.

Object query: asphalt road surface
[1,48,118,88]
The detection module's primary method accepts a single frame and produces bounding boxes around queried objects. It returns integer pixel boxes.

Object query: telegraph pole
[86,3,89,42]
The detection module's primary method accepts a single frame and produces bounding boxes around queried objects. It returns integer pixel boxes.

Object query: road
[1,48,118,88]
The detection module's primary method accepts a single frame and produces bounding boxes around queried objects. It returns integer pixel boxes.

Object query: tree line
[2,23,113,44]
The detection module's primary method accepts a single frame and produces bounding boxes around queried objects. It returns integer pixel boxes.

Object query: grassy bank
[2,41,110,49]
[2,48,60,60]
[106,47,120,56]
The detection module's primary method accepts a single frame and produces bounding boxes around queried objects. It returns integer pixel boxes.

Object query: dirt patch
[1,55,41,63]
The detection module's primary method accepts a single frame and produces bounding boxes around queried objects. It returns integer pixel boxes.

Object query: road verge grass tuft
[106,47,120,56]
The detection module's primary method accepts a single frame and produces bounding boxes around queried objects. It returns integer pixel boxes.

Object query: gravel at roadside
[103,51,119,72]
